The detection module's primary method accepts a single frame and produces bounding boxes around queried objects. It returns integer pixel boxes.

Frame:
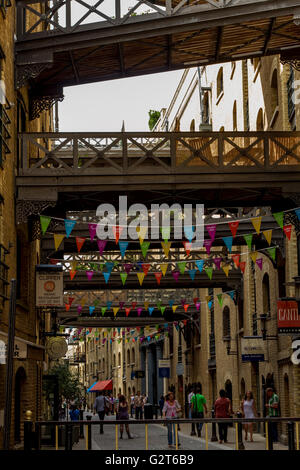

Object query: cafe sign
[36,272,63,307]
[277,299,300,335]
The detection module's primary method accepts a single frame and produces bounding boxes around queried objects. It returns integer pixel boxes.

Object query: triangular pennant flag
[144,301,149,310]
[120,273,127,286]
[103,272,111,284]
[88,223,97,242]
[70,270,77,281]
[131,302,137,310]
[71,260,77,271]
[76,237,85,253]
[283,224,292,241]
[125,308,131,317]
[206,295,211,303]
[113,307,119,317]
[188,269,197,281]
[172,271,180,282]
[180,299,186,307]
[160,306,166,315]
[106,301,112,310]
[161,226,171,242]
[154,272,162,285]
[161,241,171,257]
[183,304,189,313]
[193,297,199,305]
[119,241,129,258]
[113,225,123,244]
[217,294,223,307]
[40,216,51,235]
[206,224,217,241]
[101,307,107,316]
[213,257,222,270]
[239,261,246,274]
[244,234,253,250]
[267,246,276,261]
[169,299,175,307]
[172,305,178,313]
[184,226,194,242]
[105,262,114,273]
[148,307,155,316]
[86,271,94,281]
[223,236,233,253]
[89,306,95,315]
[80,298,86,307]
[205,267,213,280]
[263,229,272,246]
[273,211,284,229]
[256,258,263,270]
[203,239,213,254]
[141,241,150,258]
[157,301,162,309]
[208,300,213,310]
[195,259,204,273]
[54,234,65,251]
[137,307,143,317]
[64,219,76,238]
[142,264,151,276]
[77,305,82,315]
[68,297,75,306]
[232,254,240,268]
[250,251,258,264]
[177,261,186,275]
[222,265,230,277]
[295,208,300,221]
[228,221,239,238]
[160,263,168,276]
[97,239,107,255]
[183,241,192,256]
[195,302,201,311]
[228,291,235,301]
[119,301,125,310]
[137,272,145,286]
[251,216,262,235]
[124,263,132,274]
[137,226,148,244]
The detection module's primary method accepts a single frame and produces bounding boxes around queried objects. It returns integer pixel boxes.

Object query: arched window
[132,348,135,364]
[225,379,232,402]
[118,352,121,366]
[128,387,131,398]
[113,354,116,368]
[256,108,264,131]
[190,119,195,131]
[271,69,279,115]
[217,67,224,98]
[223,306,231,338]
[233,101,237,131]
[127,349,130,364]
[241,378,246,400]
[262,273,270,315]
[203,91,210,124]
[102,358,105,371]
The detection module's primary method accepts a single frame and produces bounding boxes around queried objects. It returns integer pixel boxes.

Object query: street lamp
[259,314,277,340]
[223,336,238,355]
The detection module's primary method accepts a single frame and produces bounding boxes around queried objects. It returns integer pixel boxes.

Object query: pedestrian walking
[214,389,232,444]
[191,388,207,437]
[188,388,196,435]
[118,395,133,439]
[162,392,181,449]
[93,391,110,434]
[265,387,280,443]
[242,391,257,442]
[69,404,80,421]
[130,394,135,418]
[159,395,165,418]
[134,391,144,420]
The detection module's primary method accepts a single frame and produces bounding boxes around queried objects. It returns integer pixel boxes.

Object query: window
[127,349,130,364]
[270,69,279,122]
[217,67,224,98]
[232,101,237,131]
[202,92,210,124]
[287,66,296,129]
[118,352,121,366]
[223,306,230,338]
[131,348,135,364]
[262,273,271,315]
[113,354,116,368]
[256,108,264,131]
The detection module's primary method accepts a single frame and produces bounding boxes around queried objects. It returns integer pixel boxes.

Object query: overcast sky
[58,70,183,132]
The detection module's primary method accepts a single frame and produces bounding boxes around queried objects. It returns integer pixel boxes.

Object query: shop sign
[277,299,300,335]
[241,336,264,362]
[36,272,63,306]
[158,359,170,378]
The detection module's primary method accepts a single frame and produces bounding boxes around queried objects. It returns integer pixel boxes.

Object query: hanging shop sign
[277,299,300,335]
[176,362,184,376]
[45,337,68,359]
[0,333,27,363]
[241,337,265,362]
[158,359,171,378]
[36,267,63,307]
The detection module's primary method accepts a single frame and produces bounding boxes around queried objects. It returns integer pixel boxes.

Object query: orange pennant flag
[183,241,192,256]
[65,304,70,311]
[232,254,240,268]
[76,237,86,253]
[113,225,123,244]
[54,234,65,251]
[239,261,246,274]
[70,270,76,280]
[183,304,189,312]
[154,272,162,285]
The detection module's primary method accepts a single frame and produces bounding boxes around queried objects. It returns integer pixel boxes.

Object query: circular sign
[44,281,55,292]
[176,363,184,376]
[46,337,68,359]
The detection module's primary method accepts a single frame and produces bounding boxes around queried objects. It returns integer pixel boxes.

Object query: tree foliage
[43,362,83,404]
[148,109,161,130]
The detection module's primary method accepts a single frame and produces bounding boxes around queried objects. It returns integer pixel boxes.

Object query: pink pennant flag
[195,302,201,311]
[203,239,213,254]
[213,257,222,270]
[88,223,97,242]
[256,258,263,270]
[77,305,83,314]
[172,271,180,282]
[97,239,107,255]
[119,301,125,310]
[206,224,217,241]
[86,271,94,281]
[137,307,143,317]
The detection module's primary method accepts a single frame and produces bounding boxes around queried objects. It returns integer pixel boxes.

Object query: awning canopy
[87,380,113,392]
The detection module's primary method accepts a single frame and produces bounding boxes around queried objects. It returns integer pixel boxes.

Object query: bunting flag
[148,307,155,316]
[267,246,276,261]
[172,271,180,282]
[89,306,95,315]
[169,299,175,308]
[160,263,168,276]
[154,272,162,285]
[101,307,107,316]
[228,221,239,238]
[88,223,97,242]
[106,301,112,310]
[81,298,86,307]
[217,294,223,307]
[142,264,151,276]
[177,261,186,274]
[160,306,166,315]
[125,308,131,317]
[250,251,258,264]
[157,301,162,309]
[137,307,143,317]
[203,239,213,255]
[76,237,85,253]
[232,254,240,268]
[64,219,76,238]
[105,262,114,273]
[251,216,262,235]
[144,301,149,310]
[195,302,201,311]
[205,267,213,280]
[40,215,51,235]
[172,305,178,313]
[222,265,230,277]
[206,295,211,304]
[119,301,125,310]
[184,226,194,242]
[68,297,75,306]
[193,297,199,305]
[188,269,197,281]
[161,226,171,242]
[65,304,70,311]
[161,241,171,257]
[223,236,233,253]
[119,241,129,258]
[94,299,100,307]
[183,241,192,256]
[244,234,253,250]
[137,272,145,286]
[208,300,213,310]
[77,305,82,315]
[273,211,284,229]
[103,272,111,284]
[195,259,204,273]
[228,291,235,301]
[97,239,107,255]
[141,241,150,258]
[283,224,292,240]
[70,270,77,280]
[113,225,123,244]
[295,208,300,221]
[256,258,263,270]
[263,229,272,246]
[54,234,65,251]
[132,302,137,310]
[213,257,222,270]
[120,273,127,286]
[239,261,246,274]
[86,271,94,281]
[183,304,189,313]
[124,263,132,274]
[206,224,217,241]
[137,226,148,244]
[180,299,186,307]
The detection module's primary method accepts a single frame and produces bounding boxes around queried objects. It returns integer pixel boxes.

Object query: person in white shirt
[130,394,135,417]
[188,388,196,435]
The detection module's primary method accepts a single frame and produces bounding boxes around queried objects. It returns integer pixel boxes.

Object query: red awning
[88,380,113,392]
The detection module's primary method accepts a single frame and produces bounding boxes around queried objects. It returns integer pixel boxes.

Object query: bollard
[288,422,295,451]
[236,412,245,450]
[24,410,33,452]
[211,409,218,442]
[86,415,92,450]
[65,423,72,451]
[267,420,273,451]
[79,410,84,439]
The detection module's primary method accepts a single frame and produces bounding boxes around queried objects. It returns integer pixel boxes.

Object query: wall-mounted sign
[158,359,170,378]
[241,337,265,362]
[291,339,300,365]
[0,334,28,363]
[36,272,63,307]
[277,299,300,335]
[176,362,184,376]
[45,337,67,359]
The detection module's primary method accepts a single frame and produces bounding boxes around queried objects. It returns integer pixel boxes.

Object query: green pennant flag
[141,241,150,258]
[157,301,162,309]
[160,306,166,315]
[273,211,284,229]
[217,293,223,307]
[244,234,253,250]
[160,226,171,242]
[267,246,276,261]
[101,307,107,316]
[120,273,127,286]
[93,299,100,307]
[99,264,104,271]
[205,267,213,280]
[177,261,186,275]
[40,215,51,235]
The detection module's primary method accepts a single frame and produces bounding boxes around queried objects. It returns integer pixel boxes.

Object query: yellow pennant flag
[71,260,78,271]
[144,301,149,310]
[161,242,172,257]
[172,305,178,313]
[222,265,230,277]
[250,251,258,263]
[263,229,272,246]
[54,234,65,251]
[251,216,262,235]
[113,307,119,317]
[160,263,168,276]
[104,331,107,337]
[137,272,145,286]
[137,226,148,244]
[206,295,211,304]
[80,297,86,307]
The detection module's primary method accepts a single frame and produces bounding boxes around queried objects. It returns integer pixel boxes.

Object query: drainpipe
[197,67,203,126]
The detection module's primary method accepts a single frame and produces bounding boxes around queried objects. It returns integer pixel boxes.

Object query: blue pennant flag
[195,260,204,273]
[184,225,195,242]
[137,261,143,271]
[223,236,233,253]
[208,301,213,310]
[169,299,175,308]
[228,291,235,301]
[105,262,114,273]
[117,328,121,334]
[148,307,155,316]
[89,306,95,315]
[64,219,76,238]
[295,208,300,221]
[188,269,197,281]
[119,241,129,258]
[147,336,151,342]
[164,323,168,328]
[103,272,111,284]
[106,301,112,310]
